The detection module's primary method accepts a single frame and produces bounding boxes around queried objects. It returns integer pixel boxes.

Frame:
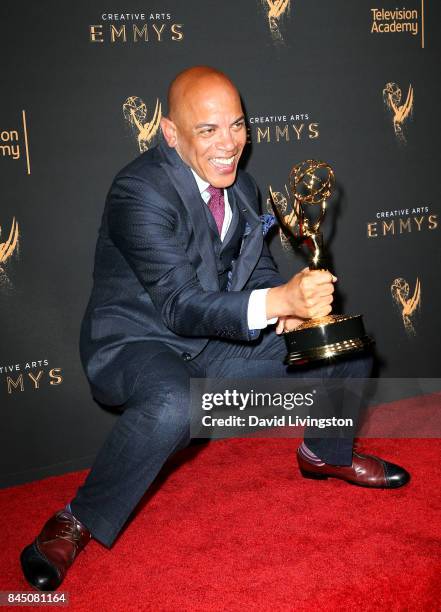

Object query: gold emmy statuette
[269,160,374,365]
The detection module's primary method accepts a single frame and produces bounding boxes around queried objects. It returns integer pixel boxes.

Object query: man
[20,66,409,592]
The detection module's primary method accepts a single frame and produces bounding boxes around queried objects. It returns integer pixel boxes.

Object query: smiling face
[161,69,247,188]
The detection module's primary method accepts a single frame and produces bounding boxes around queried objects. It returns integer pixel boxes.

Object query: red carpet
[1,438,440,611]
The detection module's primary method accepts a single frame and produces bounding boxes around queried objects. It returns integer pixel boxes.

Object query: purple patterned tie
[207,185,225,235]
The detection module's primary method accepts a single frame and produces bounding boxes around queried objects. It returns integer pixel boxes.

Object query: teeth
[211,156,234,165]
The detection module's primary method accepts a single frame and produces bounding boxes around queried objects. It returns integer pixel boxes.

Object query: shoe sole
[299,468,409,488]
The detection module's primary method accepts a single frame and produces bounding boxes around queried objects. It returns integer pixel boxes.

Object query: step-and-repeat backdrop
[1,1,439,486]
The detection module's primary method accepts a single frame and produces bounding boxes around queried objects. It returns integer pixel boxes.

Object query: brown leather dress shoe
[297,449,410,488]
[20,510,91,591]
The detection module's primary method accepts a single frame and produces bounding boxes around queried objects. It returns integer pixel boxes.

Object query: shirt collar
[190,168,211,195]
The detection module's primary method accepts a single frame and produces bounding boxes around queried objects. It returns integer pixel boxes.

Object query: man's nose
[216,129,236,151]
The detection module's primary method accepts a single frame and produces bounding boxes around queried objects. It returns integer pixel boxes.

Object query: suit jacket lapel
[219,193,239,252]
[159,142,220,291]
[228,183,263,292]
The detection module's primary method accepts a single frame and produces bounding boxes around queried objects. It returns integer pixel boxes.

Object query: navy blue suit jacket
[80,140,283,404]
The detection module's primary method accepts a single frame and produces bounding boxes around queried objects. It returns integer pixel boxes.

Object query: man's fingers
[284,268,337,319]
[316,285,335,297]
[315,294,334,306]
[299,283,335,305]
[299,272,337,297]
[307,270,337,284]
[275,319,285,334]
[275,316,304,333]
[310,304,333,318]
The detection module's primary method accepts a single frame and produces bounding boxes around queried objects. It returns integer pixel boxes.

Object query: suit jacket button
[182,352,191,361]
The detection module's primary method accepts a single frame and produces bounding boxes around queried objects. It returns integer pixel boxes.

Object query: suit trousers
[71,329,372,547]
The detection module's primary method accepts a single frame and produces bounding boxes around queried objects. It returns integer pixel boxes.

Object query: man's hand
[266,267,337,321]
[275,315,304,335]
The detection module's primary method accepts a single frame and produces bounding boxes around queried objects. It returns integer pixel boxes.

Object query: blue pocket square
[260,213,277,237]
[243,214,277,239]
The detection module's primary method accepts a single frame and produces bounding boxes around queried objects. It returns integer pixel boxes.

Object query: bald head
[167,66,239,124]
[161,66,247,188]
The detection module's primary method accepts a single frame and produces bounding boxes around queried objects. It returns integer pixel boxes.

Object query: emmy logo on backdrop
[266,186,299,252]
[383,82,414,142]
[0,217,19,290]
[269,160,373,365]
[262,0,291,43]
[391,277,421,335]
[123,96,162,152]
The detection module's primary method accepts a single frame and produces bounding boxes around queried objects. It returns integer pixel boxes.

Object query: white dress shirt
[191,169,277,330]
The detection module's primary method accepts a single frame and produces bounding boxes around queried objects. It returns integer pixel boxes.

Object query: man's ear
[161,117,178,148]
